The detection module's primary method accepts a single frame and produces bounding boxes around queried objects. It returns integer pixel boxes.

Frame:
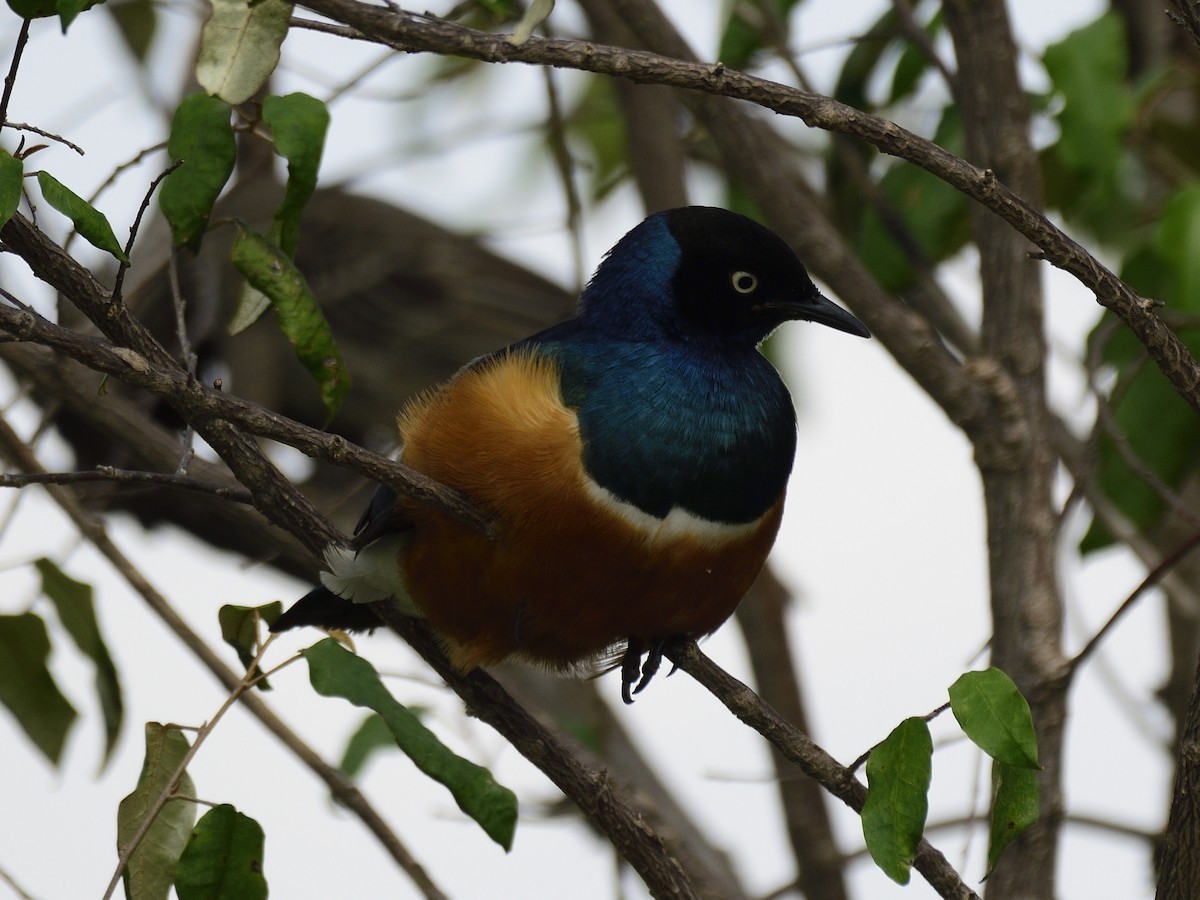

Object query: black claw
[633,640,666,696]
[620,638,646,705]
[619,636,683,703]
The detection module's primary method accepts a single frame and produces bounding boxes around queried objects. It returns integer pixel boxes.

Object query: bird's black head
[663,207,869,344]
[579,206,869,346]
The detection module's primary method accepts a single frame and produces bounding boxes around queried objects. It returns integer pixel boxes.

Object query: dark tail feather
[270,585,383,634]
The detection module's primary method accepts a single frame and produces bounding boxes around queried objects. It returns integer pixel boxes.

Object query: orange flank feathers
[394,349,784,672]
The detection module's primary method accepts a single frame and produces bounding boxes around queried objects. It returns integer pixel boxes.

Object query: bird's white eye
[731,271,758,294]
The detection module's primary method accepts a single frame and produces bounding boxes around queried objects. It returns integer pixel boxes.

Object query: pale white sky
[1,2,1169,899]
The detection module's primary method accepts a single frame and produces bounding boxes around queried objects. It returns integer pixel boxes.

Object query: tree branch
[289,0,1200,414]
[943,4,1063,896]
[663,639,980,900]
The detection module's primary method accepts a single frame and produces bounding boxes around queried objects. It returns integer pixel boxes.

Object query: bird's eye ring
[731,271,758,294]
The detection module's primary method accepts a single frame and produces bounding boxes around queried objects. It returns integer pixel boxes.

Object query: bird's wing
[350,485,413,550]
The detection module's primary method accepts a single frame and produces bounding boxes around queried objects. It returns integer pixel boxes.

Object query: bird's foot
[620,636,681,704]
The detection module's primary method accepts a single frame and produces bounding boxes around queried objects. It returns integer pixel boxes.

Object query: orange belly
[396,350,785,671]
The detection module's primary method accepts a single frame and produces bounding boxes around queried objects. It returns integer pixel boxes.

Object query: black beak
[792,291,871,338]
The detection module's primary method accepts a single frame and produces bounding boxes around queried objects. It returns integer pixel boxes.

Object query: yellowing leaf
[197,0,294,104]
[117,723,197,900]
[509,0,552,44]
[230,224,350,421]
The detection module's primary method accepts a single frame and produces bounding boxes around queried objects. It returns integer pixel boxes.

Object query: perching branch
[664,639,980,900]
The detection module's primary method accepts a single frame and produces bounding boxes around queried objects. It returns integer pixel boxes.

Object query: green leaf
[565,79,629,202]
[856,106,971,291]
[197,0,293,104]
[1041,12,1138,240]
[36,172,128,262]
[117,723,197,900]
[717,10,763,70]
[107,0,158,63]
[718,0,803,70]
[174,804,267,900]
[304,639,518,850]
[159,93,236,251]
[262,93,329,257]
[888,10,944,104]
[36,558,123,767]
[472,0,517,19]
[0,149,22,229]
[4,0,96,21]
[218,602,281,690]
[6,0,56,17]
[987,760,1039,876]
[861,717,932,885]
[339,712,399,779]
[1080,333,1200,551]
[230,224,350,422]
[832,7,898,111]
[949,668,1039,769]
[1155,183,1200,314]
[56,0,100,29]
[1043,13,1133,180]
[0,612,77,764]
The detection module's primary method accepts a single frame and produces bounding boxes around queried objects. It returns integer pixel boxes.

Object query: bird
[271,206,869,702]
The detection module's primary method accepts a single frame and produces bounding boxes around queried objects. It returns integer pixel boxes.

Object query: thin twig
[323,46,399,105]
[3,121,84,156]
[664,639,979,900]
[371,606,703,900]
[847,700,953,773]
[86,141,168,209]
[1070,527,1200,674]
[891,0,956,87]
[166,250,197,474]
[0,467,255,503]
[289,15,372,41]
[0,20,31,129]
[111,160,183,307]
[539,47,584,288]
[0,863,36,900]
